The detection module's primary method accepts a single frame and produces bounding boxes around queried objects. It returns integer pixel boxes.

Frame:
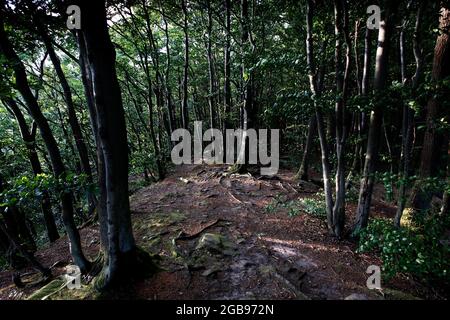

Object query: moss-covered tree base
[93,246,160,294]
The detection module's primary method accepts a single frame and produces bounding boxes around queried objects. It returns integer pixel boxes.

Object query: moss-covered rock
[196,233,236,255]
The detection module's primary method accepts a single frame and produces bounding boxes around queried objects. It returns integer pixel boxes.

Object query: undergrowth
[264,192,327,218]
[358,215,450,282]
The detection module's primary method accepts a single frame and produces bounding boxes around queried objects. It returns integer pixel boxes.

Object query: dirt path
[0,165,434,300]
[127,165,425,300]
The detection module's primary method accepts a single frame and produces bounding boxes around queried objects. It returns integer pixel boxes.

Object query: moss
[93,246,161,292]
[28,276,100,300]
[133,211,186,232]
[27,279,66,300]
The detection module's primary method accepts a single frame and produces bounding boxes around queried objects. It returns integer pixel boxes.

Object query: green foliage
[380,172,395,202]
[358,217,450,282]
[264,194,287,214]
[297,196,327,218]
[264,193,327,219]
[0,173,95,208]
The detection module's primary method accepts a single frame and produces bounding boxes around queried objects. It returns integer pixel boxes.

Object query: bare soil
[0,164,444,300]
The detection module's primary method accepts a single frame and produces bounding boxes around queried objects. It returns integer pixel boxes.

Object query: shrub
[297,197,327,218]
[264,192,327,219]
[358,216,450,281]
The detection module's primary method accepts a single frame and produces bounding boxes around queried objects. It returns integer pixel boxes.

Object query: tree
[395,2,425,226]
[0,7,90,272]
[77,0,137,288]
[332,0,352,238]
[1,98,59,242]
[181,0,190,130]
[223,0,232,131]
[35,19,97,215]
[353,2,399,234]
[305,0,334,233]
[406,4,450,219]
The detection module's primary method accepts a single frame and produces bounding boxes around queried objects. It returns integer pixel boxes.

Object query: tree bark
[2,98,60,242]
[395,3,424,226]
[223,0,232,131]
[296,115,316,181]
[407,6,450,216]
[206,0,216,129]
[38,27,97,215]
[0,13,90,272]
[78,0,136,288]
[353,2,398,234]
[181,0,190,130]
[305,0,334,232]
[332,0,352,238]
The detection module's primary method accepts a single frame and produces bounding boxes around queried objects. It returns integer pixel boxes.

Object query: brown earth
[0,164,444,300]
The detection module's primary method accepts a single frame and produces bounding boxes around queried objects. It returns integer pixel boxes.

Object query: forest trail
[0,165,429,300]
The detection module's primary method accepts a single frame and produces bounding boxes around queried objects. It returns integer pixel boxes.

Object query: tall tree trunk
[407,5,450,217]
[181,0,190,130]
[346,20,363,188]
[206,0,216,129]
[161,4,176,134]
[0,13,90,272]
[305,0,334,232]
[146,78,165,180]
[78,0,136,288]
[395,2,424,226]
[223,0,232,131]
[2,98,60,242]
[353,2,398,234]
[38,27,97,215]
[332,0,352,238]
[77,34,108,248]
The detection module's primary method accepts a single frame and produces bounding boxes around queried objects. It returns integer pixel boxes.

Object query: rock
[382,288,421,300]
[196,233,236,255]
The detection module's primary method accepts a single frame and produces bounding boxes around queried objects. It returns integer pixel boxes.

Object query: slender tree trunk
[0,14,90,272]
[332,0,351,238]
[38,28,97,215]
[353,3,398,234]
[147,78,165,180]
[346,20,363,188]
[2,98,60,242]
[223,0,232,131]
[206,0,216,129]
[296,115,316,181]
[305,0,334,232]
[395,3,424,226]
[161,6,176,134]
[181,0,189,130]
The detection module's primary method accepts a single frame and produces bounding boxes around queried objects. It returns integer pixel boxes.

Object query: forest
[0,0,449,301]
